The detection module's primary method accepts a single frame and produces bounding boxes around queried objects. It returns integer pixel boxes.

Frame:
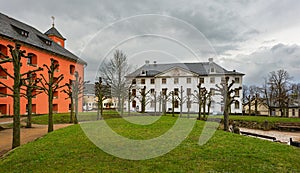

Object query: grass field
[1,116,300,172]
[29,111,300,125]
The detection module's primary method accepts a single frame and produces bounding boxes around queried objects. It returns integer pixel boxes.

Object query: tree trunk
[70,97,74,123]
[48,90,53,132]
[26,94,32,128]
[74,93,78,124]
[224,103,230,131]
[12,59,21,148]
[12,82,20,148]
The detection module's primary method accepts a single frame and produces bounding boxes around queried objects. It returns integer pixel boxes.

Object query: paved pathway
[239,127,300,144]
[0,123,72,157]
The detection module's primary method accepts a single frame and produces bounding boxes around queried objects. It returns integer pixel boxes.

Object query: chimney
[145,60,150,66]
[153,61,157,66]
[208,58,213,63]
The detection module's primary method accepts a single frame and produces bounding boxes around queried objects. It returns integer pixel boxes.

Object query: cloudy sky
[1,0,300,85]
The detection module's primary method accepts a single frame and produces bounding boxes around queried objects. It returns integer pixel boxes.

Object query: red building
[0,13,87,116]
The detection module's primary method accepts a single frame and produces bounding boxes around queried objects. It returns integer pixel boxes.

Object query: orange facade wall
[0,37,85,116]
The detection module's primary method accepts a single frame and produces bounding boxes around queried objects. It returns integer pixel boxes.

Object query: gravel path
[239,127,300,144]
[0,123,72,157]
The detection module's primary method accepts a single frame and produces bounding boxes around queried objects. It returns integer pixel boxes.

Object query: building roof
[127,61,244,78]
[0,13,86,65]
[45,27,66,40]
[84,83,95,95]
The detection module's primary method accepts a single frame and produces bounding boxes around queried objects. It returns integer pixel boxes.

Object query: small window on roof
[37,35,52,46]
[11,25,29,37]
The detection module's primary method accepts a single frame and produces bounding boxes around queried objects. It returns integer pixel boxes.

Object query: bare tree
[0,43,42,148]
[39,58,65,132]
[262,69,292,117]
[61,71,88,123]
[215,77,242,131]
[100,50,131,113]
[95,77,110,119]
[22,72,43,128]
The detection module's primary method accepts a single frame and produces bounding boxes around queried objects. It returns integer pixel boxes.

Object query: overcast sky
[1,0,300,85]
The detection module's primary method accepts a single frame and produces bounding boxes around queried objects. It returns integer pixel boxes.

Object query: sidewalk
[0,123,72,157]
[239,127,300,144]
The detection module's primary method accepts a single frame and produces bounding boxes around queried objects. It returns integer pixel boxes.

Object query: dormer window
[210,67,215,73]
[11,25,29,37]
[37,35,52,46]
[141,70,147,76]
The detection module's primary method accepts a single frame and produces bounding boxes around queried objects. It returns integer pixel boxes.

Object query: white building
[125,58,244,114]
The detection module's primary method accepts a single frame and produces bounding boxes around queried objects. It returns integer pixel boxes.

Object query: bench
[240,131,277,141]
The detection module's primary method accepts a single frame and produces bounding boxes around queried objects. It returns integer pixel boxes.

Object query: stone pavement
[239,127,300,144]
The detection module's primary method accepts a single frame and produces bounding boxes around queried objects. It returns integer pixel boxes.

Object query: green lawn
[1,116,300,172]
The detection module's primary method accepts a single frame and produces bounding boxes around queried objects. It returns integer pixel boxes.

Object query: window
[53,91,59,99]
[150,78,155,84]
[210,88,215,96]
[235,101,240,109]
[0,87,7,97]
[11,25,29,37]
[174,100,179,108]
[174,88,179,96]
[0,44,8,59]
[150,89,155,94]
[210,77,215,84]
[211,67,215,73]
[235,77,240,83]
[53,104,58,113]
[132,100,136,108]
[132,79,136,84]
[27,53,37,66]
[132,89,136,96]
[186,78,191,84]
[187,88,191,95]
[221,77,226,83]
[150,100,155,108]
[235,89,240,97]
[0,104,7,114]
[174,78,179,84]
[141,79,145,84]
[53,77,59,84]
[162,78,167,84]
[162,88,167,95]
[292,109,295,116]
[0,68,7,79]
[52,59,59,72]
[32,89,37,98]
[70,65,75,75]
[200,78,204,84]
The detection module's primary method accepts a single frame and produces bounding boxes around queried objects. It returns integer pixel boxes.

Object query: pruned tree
[134,86,151,113]
[39,58,65,132]
[95,77,110,119]
[215,76,242,131]
[99,50,131,113]
[193,83,208,120]
[0,42,43,148]
[22,72,43,128]
[72,71,86,124]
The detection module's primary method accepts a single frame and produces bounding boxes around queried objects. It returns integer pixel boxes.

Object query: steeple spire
[51,16,55,27]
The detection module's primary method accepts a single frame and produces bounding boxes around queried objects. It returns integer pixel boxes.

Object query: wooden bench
[240,131,277,141]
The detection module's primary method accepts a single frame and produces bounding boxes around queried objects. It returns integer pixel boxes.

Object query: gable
[156,66,198,77]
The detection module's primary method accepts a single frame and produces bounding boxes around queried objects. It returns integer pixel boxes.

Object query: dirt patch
[0,123,72,157]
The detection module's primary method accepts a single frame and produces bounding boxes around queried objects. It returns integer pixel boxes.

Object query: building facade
[126,59,244,114]
[0,13,86,116]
